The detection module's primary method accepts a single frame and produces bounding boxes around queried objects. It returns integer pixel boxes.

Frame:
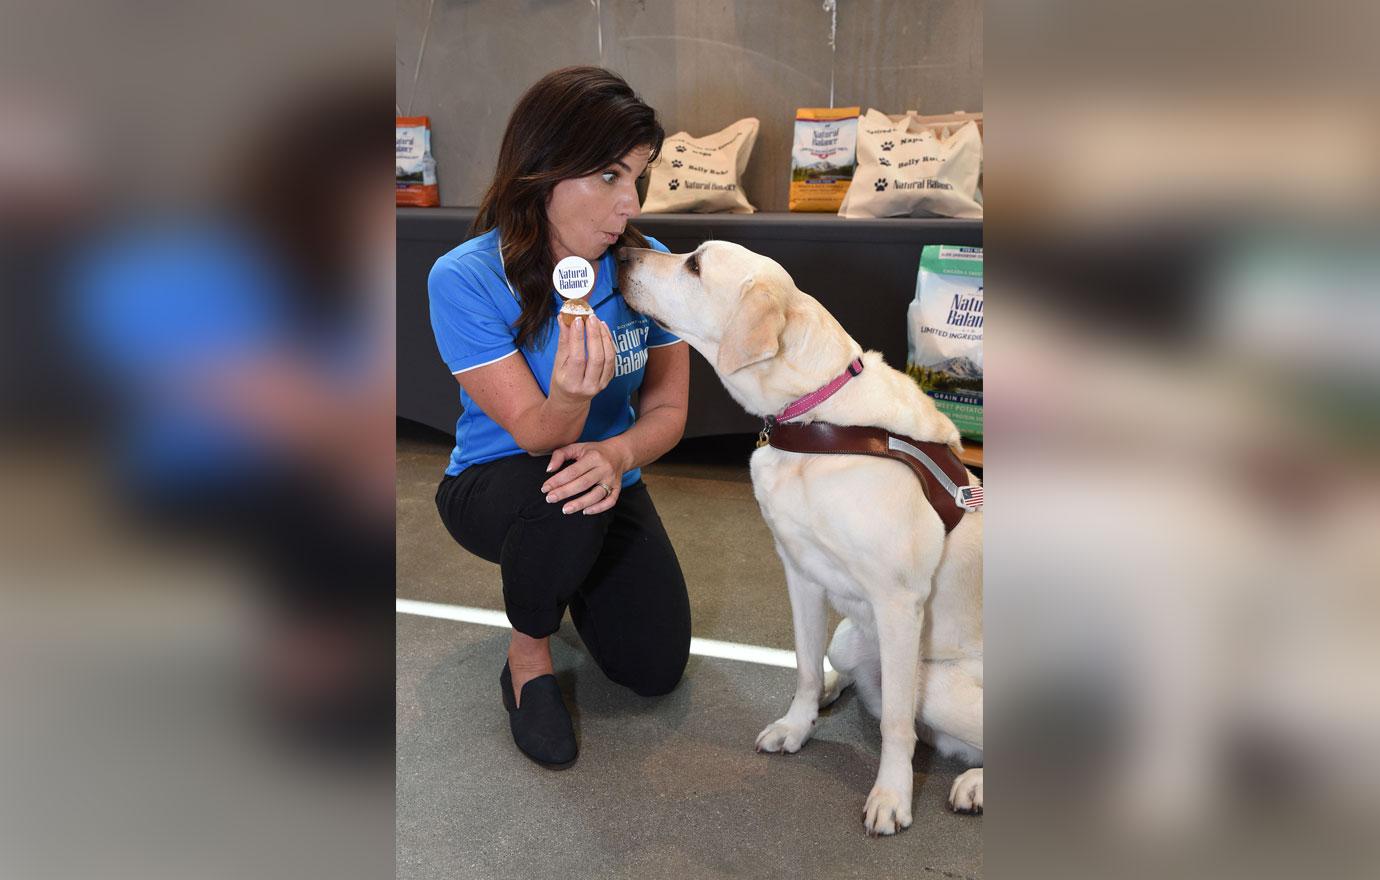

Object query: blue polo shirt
[428,229,681,484]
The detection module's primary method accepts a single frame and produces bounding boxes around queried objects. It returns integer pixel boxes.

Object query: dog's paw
[948,768,983,814]
[754,717,812,754]
[863,785,913,836]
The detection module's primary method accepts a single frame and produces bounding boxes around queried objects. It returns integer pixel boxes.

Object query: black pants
[435,453,691,697]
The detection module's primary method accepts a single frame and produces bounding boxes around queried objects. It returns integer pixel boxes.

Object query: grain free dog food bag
[643,118,759,214]
[839,109,982,219]
[396,116,438,207]
[789,106,860,212]
[906,245,983,441]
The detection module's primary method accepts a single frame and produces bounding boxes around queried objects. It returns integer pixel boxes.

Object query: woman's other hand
[540,438,631,515]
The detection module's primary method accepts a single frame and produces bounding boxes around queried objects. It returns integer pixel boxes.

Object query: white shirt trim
[647,339,685,349]
[451,349,519,375]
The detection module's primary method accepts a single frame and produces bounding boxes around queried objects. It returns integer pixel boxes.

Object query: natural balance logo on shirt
[613,322,650,378]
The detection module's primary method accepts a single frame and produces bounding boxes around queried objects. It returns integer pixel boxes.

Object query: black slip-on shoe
[499,662,578,770]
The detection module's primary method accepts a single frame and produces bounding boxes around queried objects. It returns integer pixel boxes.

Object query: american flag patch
[955,485,984,512]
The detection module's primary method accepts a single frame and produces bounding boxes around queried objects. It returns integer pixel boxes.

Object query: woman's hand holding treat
[548,314,616,407]
[540,436,633,515]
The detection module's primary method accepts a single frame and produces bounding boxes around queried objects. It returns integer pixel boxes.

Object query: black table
[398,208,981,438]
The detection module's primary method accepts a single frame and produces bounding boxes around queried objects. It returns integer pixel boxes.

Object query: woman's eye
[601,171,617,184]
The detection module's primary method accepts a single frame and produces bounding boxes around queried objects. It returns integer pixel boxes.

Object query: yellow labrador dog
[618,241,983,835]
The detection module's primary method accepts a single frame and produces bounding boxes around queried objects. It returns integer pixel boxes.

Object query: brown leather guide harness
[754,358,981,534]
[763,422,976,533]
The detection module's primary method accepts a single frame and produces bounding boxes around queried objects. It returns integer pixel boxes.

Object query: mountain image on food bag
[788,107,860,212]
[906,245,983,441]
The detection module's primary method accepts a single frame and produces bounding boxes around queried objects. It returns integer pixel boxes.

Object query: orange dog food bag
[396,116,439,207]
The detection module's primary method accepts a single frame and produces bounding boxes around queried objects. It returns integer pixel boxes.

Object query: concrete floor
[396,423,982,879]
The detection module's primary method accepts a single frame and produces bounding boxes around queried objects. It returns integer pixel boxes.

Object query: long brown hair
[471,66,664,349]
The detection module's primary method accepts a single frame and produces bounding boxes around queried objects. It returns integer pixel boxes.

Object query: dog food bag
[642,118,759,214]
[907,245,983,441]
[788,106,860,212]
[396,116,439,207]
[839,109,982,219]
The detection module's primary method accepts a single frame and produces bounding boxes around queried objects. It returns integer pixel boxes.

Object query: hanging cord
[405,0,437,117]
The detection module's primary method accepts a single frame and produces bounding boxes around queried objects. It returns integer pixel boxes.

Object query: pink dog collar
[777,357,863,423]
[758,358,864,446]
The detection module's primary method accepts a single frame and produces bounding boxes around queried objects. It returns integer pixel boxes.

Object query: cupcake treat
[552,255,596,327]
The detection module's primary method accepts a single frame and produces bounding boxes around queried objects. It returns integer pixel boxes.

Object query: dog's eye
[686,253,700,275]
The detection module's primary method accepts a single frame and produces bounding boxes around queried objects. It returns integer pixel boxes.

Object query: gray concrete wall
[397,0,981,212]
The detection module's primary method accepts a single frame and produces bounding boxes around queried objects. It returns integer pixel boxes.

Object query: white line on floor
[396,597,829,671]
[397,598,510,629]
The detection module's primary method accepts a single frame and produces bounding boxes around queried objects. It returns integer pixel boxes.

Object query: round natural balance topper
[553,255,596,327]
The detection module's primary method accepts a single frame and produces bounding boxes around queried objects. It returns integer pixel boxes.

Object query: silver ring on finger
[599,482,613,499]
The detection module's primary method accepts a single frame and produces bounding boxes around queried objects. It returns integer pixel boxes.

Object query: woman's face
[546,144,651,263]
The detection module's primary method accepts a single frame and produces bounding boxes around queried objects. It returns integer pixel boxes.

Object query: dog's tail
[821,617,863,708]
[820,667,854,709]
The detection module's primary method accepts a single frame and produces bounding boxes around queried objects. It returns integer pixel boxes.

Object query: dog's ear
[716,280,786,374]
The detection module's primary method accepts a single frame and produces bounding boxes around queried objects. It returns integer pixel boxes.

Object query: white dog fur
[618,241,983,834]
